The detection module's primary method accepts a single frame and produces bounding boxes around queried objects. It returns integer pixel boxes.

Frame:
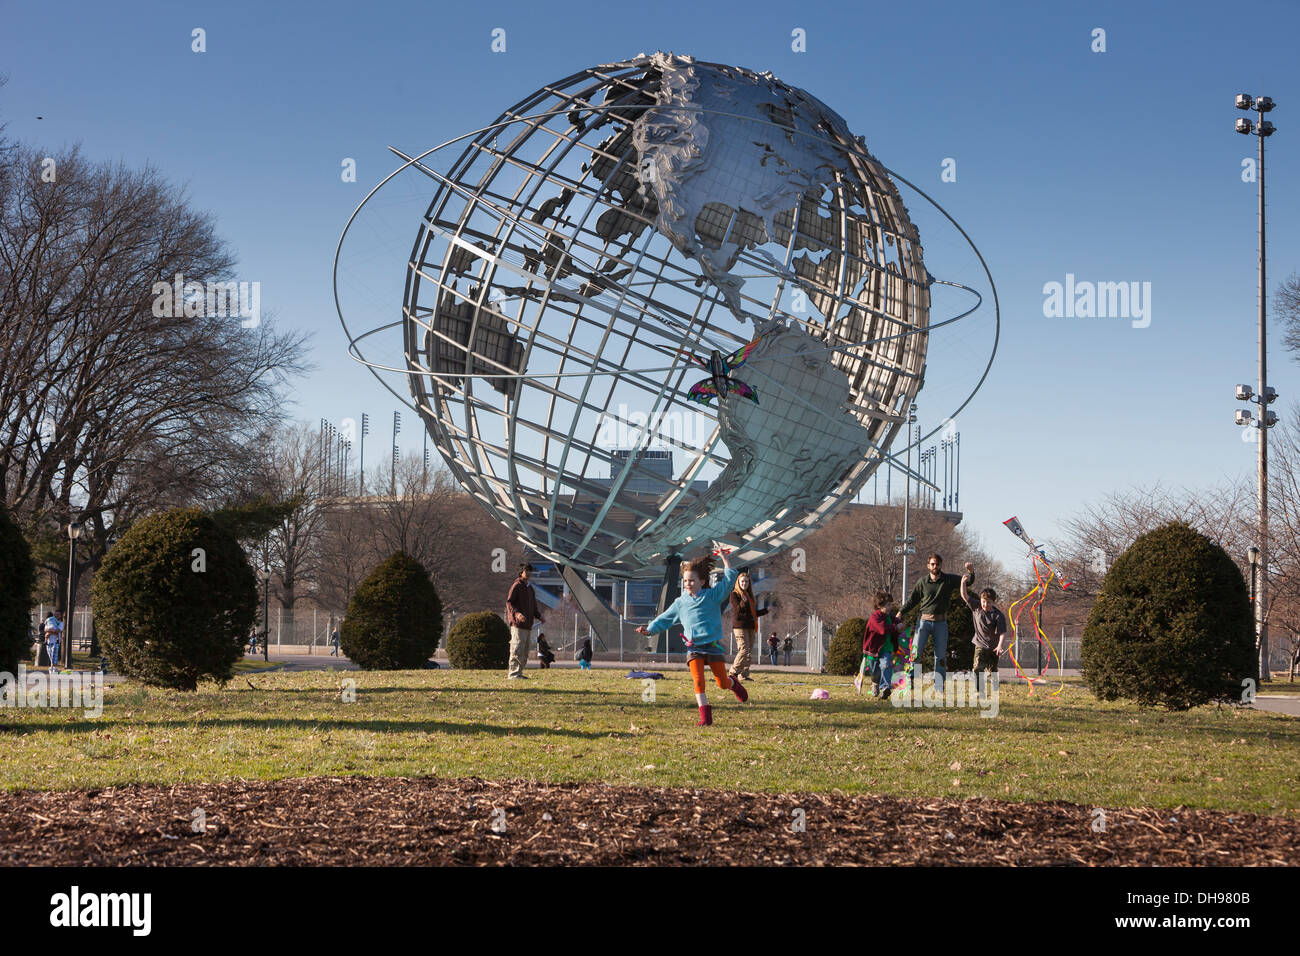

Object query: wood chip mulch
[0,776,1294,866]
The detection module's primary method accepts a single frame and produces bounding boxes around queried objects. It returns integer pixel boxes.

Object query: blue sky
[5,0,1299,572]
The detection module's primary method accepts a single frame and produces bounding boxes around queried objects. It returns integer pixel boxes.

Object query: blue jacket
[646,567,739,654]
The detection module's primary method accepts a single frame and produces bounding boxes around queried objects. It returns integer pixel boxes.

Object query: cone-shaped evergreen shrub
[1081,521,1255,710]
[340,552,444,670]
[826,618,867,675]
[445,611,511,670]
[0,505,35,676]
[91,508,256,690]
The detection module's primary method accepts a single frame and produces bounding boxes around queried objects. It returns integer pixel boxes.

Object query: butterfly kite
[679,335,763,406]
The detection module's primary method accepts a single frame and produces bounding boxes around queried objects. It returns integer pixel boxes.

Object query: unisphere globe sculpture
[340,52,990,579]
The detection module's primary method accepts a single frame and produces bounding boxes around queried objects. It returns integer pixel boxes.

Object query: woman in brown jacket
[727,570,768,680]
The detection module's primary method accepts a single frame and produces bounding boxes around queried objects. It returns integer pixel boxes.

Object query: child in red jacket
[861,591,903,699]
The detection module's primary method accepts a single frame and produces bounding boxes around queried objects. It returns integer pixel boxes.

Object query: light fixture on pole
[65,518,84,669]
[1233,90,1279,683]
[1247,545,1260,606]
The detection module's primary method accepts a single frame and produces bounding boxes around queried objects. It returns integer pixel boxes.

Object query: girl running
[636,542,750,725]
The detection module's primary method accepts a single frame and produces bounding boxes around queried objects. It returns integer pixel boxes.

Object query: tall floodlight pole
[319,419,328,491]
[1233,92,1278,683]
[392,411,401,496]
[360,412,369,495]
[954,433,961,512]
[947,438,953,510]
[896,403,918,592]
[326,423,336,494]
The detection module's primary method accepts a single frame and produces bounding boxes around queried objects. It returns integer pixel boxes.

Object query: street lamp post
[1234,91,1278,683]
[65,518,84,669]
[261,566,271,662]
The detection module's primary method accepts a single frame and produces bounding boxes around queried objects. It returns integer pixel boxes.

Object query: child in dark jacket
[862,591,903,699]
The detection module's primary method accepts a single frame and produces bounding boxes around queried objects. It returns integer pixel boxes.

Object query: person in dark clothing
[506,563,545,680]
[727,570,768,680]
[899,555,973,696]
[536,633,556,669]
[767,632,779,666]
[577,638,593,670]
[781,634,793,666]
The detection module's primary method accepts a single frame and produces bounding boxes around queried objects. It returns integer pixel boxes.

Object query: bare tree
[235,423,333,644]
[765,501,1005,625]
[1277,273,1300,356]
[0,144,309,600]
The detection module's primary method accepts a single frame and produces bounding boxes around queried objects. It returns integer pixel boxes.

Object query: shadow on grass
[213,684,622,698]
[4,716,634,741]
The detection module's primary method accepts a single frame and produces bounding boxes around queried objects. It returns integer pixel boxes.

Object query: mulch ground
[0,775,1294,865]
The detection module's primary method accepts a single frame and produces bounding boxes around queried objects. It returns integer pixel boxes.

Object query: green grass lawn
[1259,679,1300,695]
[2,669,1296,814]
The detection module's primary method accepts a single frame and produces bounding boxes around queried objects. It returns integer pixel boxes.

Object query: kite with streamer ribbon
[1002,516,1071,697]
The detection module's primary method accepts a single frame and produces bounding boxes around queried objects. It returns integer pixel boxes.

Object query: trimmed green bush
[1082,521,1255,710]
[0,505,36,676]
[445,611,511,670]
[826,618,868,675]
[901,588,975,672]
[341,552,443,670]
[90,508,256,691]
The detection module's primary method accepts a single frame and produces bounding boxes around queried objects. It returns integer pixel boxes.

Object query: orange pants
[689,657,733,694]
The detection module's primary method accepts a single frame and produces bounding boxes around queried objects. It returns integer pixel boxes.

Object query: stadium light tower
[1233,91,1278,682]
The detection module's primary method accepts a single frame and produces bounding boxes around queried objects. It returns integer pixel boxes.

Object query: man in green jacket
[900,554,973,695]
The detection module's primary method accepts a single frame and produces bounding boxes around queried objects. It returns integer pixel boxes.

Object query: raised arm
[638,601,681,636]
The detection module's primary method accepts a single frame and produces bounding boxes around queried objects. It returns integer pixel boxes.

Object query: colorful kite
[1002,516,1070,697]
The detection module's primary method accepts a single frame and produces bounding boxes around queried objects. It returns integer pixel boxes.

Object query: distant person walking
[577,638,593,670]
[330,626,341,656]
[767,632,779,666]
[900,555,972,696]
[727,570,767,681]
[505,562,545,680]
[44,611,63,673]
[248,630,258,655]
[782,633,793,666]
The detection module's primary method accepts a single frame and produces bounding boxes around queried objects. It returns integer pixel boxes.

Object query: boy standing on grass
[636,541,749,726]
[960,571,1006,697]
